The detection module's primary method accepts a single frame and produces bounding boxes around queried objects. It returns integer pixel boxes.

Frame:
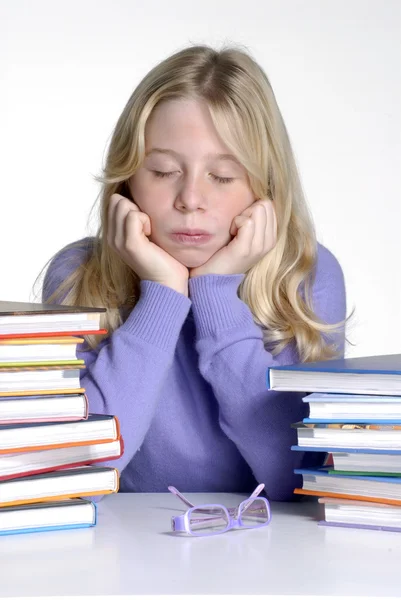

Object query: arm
[189,244,346,501]
[42,242,191,475]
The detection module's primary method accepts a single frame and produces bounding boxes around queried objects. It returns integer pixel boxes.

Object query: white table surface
[1,491,401,598]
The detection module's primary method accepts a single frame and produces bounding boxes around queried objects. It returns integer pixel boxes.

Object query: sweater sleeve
[42,240,191,476]
[188,244,347,501]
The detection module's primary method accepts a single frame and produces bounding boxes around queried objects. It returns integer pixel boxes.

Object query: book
[293,422,401,450]
[317,497,401,532]
[267,353,401,395]
[0,336,84,363]
[330,450,401,474]
[294,468,401,505]
[0,393,89,424]
[0,438,124,481]
[0,300,107,336]
[0,414,120,453]
[0,364,85,395]
[0,498,97,536]
[304,392,401,422]
[327,470,401,477]
[0,465,119,507]
[0,330,108,340]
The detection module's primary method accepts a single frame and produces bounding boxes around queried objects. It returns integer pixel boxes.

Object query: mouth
[170,230,213,246]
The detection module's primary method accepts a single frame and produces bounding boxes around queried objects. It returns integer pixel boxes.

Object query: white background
[1,0,400,358]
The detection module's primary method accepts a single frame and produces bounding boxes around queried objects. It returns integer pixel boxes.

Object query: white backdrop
[1,0,400,358]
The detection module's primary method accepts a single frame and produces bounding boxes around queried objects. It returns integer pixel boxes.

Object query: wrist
[159,280,189,297]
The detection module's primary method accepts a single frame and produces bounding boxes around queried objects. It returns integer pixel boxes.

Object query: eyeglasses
[168,483,271,536]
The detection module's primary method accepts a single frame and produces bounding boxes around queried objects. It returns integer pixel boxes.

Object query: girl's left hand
[190,198,277,278]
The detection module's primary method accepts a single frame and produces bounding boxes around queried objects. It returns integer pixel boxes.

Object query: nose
[174,175,207,213]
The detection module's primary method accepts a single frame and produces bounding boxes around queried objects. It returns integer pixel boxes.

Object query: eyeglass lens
[188,506,229,534]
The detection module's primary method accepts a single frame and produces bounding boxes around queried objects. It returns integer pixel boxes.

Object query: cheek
[216,192,254,228]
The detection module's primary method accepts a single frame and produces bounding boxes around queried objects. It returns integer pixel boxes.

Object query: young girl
[41,44,347,500]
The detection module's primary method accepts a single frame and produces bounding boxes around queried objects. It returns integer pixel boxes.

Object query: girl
[41,44,347,500]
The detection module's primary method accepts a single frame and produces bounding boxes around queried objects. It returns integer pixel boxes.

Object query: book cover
[294,468,401,505]
[270,353,401,378]
[267,353,401,395]
[0,392,89,424]
[327,469,401,477]
[0,498,97,536]
[303,418,401,424]
[0,360,85,368]
[0,330,107,340]
[0,336,84,345]
[0,466,119,507]
[296,422,401,430]
[0,437,124,481]
[0,414,120,453]
[0,300,106,316]
[292,445,401,455]
[0,388,86,397]
[304,392,401,403]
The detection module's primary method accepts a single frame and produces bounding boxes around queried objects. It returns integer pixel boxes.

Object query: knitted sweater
[43,239,346,499]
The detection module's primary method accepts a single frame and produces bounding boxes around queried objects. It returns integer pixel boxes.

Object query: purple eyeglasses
[168,483,271,536]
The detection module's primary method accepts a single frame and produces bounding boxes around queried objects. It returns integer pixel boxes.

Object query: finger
[230,214,249,236]
[124,211,150,254]
[230,215,255,255]
[113,195,141,248]
[249,202,267,256]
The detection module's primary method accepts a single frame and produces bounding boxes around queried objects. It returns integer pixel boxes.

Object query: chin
[173,250,214,269]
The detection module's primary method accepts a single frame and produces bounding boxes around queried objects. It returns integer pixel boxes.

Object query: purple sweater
[43,238,346,500]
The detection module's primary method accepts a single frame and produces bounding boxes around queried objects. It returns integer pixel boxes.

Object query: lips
[170,230,213,246]
[171,229,210,236]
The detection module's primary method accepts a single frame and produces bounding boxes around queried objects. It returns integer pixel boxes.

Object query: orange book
[294,488,401,506]
[0,388,85,397]
[0,466,119,508]
[0,336,85,367]
[0,414,120,454]
[0,336,84,345]
[0,330,108,340]
[0,364,85,396]
[0,300,106,337]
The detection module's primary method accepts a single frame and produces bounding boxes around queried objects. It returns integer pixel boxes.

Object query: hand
[107,194,189,295]
[190,199,277,278]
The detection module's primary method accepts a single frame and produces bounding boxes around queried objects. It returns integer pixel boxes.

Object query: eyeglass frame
[168,483,271,536]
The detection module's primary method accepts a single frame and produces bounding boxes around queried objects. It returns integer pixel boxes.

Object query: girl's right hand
[107,194,189,296]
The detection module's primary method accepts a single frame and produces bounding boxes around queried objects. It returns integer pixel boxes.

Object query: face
[128,98,256,268]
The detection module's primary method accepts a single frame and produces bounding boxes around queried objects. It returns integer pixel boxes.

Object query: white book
[0,499,97,535]
[0,466,118,506]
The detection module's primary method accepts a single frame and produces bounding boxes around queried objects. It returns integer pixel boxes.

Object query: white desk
[1,492,400,598]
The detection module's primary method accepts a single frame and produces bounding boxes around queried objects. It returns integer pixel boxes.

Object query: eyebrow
[145,148,241,164]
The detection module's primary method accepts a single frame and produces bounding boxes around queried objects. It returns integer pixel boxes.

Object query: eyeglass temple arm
[168,483,265,513]
[234,483,266,516]
[168,486,195,509]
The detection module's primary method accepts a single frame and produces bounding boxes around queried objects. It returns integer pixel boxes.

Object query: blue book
[0,499,96,536]
[266,353,401,395]
[295,468,401,485]
[304,392,401,403]
[291,445,401,454]
[303,393,401,423]
[293,468,401,503]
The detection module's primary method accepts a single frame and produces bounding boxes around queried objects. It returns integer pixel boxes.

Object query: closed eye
[152,171,235,184]
[153,170,176,179]
[210,174,235,184]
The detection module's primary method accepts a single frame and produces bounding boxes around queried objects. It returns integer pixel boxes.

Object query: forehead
[145,98,238,162]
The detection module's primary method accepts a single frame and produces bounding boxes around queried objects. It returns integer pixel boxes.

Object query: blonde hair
[42,44,347,361]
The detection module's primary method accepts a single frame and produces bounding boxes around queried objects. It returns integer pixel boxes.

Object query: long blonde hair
[42,44,347,362]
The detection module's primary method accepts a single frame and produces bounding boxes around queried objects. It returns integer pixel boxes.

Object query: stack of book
[0,300,124,536]
[267,353,401,532]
